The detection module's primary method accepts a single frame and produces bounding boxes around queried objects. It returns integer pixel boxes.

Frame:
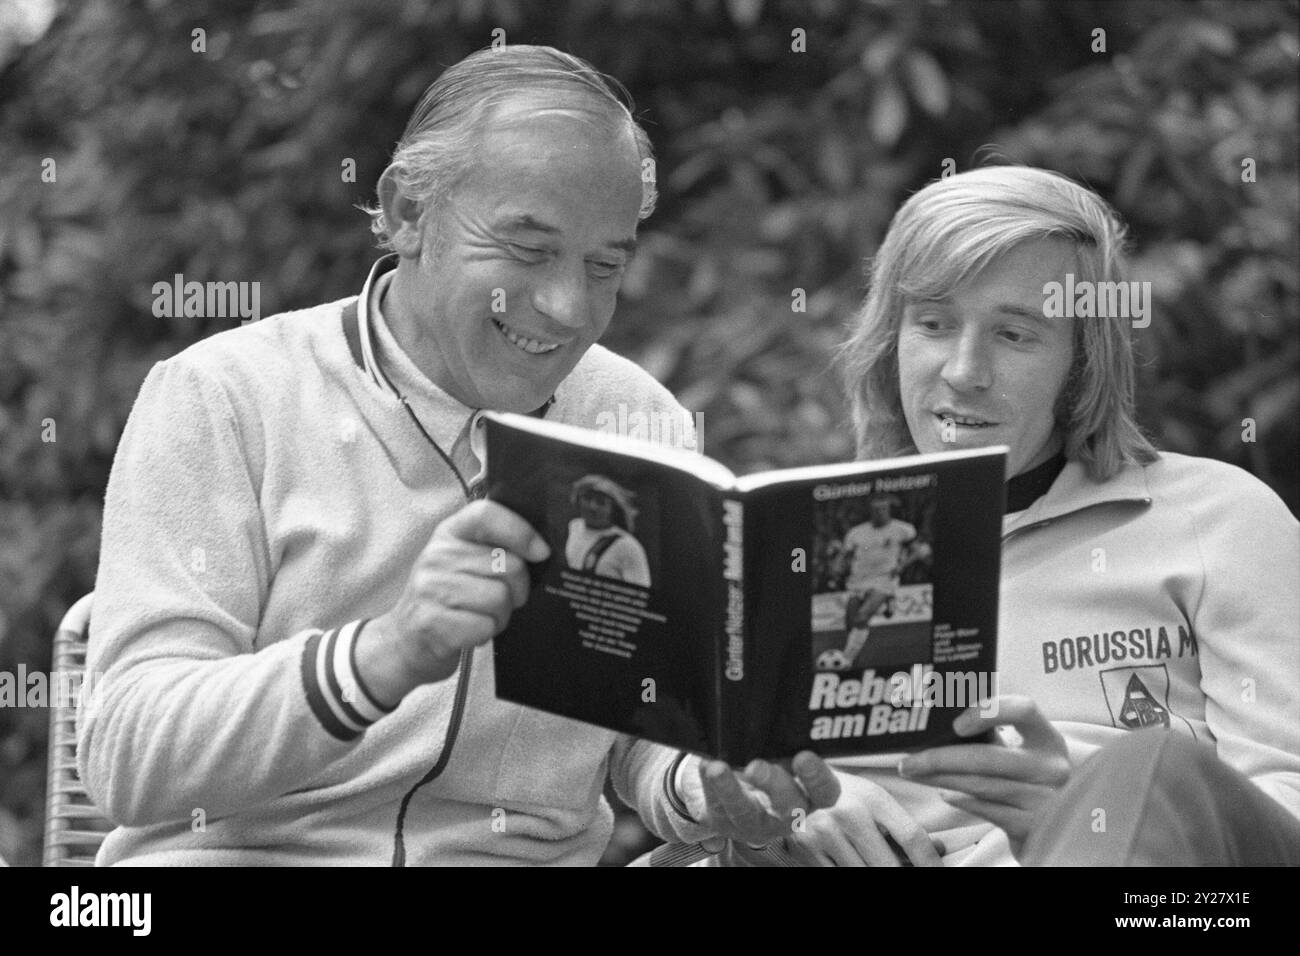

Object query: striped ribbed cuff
[301,620,396,741]
[648,841,713,867]
[663,751,700,824]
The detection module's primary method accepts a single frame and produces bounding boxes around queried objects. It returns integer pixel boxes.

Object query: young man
[786,165,1300,866]
[565,475,651,587]
[78,45,837,865]
[833,494,919,670]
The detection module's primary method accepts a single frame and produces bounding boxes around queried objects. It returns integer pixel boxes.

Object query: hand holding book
[689,751,842,851]
[358,500,551,706]
[782,771,946,866]
[898,697,1072,857]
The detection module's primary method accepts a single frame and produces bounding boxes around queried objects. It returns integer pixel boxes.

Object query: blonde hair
[839,165,1158,481]
[361,45,656,247]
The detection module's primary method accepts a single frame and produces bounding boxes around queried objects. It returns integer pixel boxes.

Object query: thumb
[791,751,841,809]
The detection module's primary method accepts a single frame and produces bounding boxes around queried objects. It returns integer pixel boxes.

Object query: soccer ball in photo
[816,649,851,671]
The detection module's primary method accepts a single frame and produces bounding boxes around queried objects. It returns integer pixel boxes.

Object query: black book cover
[484,412,1005,764]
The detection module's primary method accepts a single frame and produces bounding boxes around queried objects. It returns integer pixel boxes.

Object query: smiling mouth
[492,318,562,355]
[935,412,997,429]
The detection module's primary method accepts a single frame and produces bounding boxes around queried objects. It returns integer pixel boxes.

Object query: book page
[482,410,737,489]
[732,445,1008,494]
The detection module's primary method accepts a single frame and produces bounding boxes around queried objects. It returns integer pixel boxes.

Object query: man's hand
[897,695,1070,858]
[357,500,549,706]
[785,772,945,866]
[696,751,841,851]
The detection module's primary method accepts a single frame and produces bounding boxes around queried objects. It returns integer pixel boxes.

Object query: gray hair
[361,45,657,247]
[839,165,1159,482]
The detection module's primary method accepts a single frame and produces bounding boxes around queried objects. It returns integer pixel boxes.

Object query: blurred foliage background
[1,0,1296,866]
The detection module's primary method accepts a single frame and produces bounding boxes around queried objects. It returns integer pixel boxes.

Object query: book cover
[483,411,1005,764]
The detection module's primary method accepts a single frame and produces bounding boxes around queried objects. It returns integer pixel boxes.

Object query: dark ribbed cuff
[301,620,394,741]
[663,750,700,824]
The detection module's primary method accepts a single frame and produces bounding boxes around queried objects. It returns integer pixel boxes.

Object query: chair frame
[42,593,113,866]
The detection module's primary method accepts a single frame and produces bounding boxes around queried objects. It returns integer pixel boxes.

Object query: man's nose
[531,262,588,330]
[941,327,993,392]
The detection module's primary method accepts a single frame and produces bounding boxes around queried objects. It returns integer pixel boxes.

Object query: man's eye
[1000,328,1035,345]
[911,314,946,332]
[508,244,547,261]
[587,260,623,279]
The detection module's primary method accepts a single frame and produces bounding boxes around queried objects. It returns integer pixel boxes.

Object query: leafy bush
[1,0,1294,866]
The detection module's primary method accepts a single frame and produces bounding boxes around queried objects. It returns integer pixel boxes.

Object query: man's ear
[378,167,425,259]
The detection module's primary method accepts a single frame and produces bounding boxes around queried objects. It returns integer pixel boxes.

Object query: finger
[940,793,1036,839]
[419,540,532,609]
[916,773,1043,807]
[437,500,550,562]
[502,562,531,609]
[483,549,532,610]
[741,760,808,825]
[900,742,1003,777]
[871,807,943,867]
[700,761,778,842]
[810,825,872,867]
[843,824,903,867]
[954,696,1064,753]
[901,742,1054,782]
[414,572,518,634]
[790,751,842,809]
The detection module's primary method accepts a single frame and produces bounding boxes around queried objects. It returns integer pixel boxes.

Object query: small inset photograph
[551,472,658,589]
[811,487,935,672]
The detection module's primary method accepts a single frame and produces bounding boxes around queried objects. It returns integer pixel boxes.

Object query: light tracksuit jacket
[836,452,1300,865]
[78,258,714,865]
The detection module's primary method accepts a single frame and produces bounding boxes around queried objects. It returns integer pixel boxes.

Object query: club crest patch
[1099,664,1193,735]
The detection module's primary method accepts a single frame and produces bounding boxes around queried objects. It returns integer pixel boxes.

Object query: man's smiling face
[897,238,1078,478]
[385,109,644,412]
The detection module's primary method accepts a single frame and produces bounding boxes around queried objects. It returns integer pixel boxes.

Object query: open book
[483,411,1005,763]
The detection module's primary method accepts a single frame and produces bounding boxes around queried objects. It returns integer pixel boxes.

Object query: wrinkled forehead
[459,104,645,218]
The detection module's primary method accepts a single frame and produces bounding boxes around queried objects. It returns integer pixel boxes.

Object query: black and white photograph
[0,0,1296,912]
[811,487,936,672]
[562,473,655,588]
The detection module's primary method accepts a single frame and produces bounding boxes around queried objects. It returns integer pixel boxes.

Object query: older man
[783,165,1300,866]
[79,45,835,865]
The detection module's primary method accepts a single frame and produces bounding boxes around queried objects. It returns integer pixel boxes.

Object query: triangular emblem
[1118,673,1170,729]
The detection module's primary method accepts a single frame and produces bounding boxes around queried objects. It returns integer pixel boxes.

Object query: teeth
[494,319,560,354]
[940,414,991,427]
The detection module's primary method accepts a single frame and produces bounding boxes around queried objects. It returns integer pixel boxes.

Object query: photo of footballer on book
[482,411,1006,765]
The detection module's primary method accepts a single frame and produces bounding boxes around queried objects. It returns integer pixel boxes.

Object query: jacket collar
[346,254,400,398]
[1005,457,1154,534]
[343,255,554,417]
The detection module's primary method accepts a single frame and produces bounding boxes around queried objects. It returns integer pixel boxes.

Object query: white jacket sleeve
[608,737,716,845]
[77,359,387,828]
[1187,469,1300,819]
